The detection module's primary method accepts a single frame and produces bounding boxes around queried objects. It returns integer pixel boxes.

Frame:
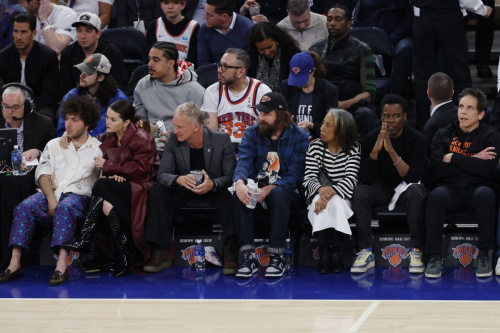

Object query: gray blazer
[157,127,236,190]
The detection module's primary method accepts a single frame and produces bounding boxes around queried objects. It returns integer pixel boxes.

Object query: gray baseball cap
[75,53,112,75]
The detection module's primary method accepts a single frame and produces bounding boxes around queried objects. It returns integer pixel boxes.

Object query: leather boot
[331,251,345,273]
[107,208,130,278]
[64,196,103,252]
[317,247,331,274]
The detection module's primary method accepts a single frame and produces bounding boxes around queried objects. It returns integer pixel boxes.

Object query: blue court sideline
[0,266,499,301]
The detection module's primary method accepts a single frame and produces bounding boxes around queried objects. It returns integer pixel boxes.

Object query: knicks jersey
[155,18,198,61]
[216,78,266,143]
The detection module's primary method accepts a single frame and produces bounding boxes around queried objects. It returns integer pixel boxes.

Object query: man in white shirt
[20,0,77,55]
[202,48,271,151]
[0,95,102,286]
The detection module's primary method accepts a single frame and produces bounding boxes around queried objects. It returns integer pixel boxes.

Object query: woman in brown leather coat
[65,100,159,277]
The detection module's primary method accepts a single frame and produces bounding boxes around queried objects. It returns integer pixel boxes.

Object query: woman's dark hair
[308,51,326,77]
[109,99,136,122]
[61,95,100,131]
[326,109,359,153]
[458,88,488,114]
[77,73,119,107]
[248,22,299,58]
[14,12,36,31]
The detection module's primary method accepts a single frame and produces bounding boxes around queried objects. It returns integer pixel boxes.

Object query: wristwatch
[211,179,219,192]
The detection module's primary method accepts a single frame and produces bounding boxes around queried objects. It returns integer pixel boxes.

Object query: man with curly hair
[0,95,102,286]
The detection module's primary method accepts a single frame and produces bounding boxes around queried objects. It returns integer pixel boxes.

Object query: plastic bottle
[21,157,27,175]
[246,180,261,209]
[11,145,22,176]
[194,239,206,270]
[284,238,293,271]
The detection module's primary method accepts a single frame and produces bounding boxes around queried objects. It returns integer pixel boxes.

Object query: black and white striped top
[303,139,361,204]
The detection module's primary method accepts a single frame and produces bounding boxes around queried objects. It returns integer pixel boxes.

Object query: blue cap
[288,52,314,86]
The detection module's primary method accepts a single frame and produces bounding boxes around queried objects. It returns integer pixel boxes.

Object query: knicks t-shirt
[256,139,281,187]
[201,77,272,144]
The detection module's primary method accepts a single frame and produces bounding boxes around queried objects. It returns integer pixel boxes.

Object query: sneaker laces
[269,255,281,268]
[355,250,370,263]
[478,255,488,268]
[411,250,421,263]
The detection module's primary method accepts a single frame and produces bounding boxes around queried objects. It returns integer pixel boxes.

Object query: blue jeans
[391,37,413,96]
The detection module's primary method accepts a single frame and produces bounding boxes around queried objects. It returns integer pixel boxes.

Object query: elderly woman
[303,109,360,274]
[65,100,160,277]
[248,22,301,92]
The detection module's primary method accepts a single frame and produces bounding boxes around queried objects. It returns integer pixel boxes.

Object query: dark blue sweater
[197,14,254,67]
[353,0,413,45]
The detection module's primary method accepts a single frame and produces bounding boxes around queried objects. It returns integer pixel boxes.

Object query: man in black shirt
[144,102,237,274]
[351,94,428,274]
[59,12,127,100]
[425,88,500,279]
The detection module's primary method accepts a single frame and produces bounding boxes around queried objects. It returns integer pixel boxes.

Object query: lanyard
[136,0,141,21]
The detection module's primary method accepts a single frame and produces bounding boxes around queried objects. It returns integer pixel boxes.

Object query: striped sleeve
[303,140,323,203]
[360,46,376,101]
[332,145,361,200]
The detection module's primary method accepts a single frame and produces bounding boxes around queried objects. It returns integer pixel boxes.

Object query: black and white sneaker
[265,253,285,279]
[236,251,258,279]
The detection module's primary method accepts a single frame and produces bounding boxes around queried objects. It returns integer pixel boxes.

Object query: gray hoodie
[277,12,328,51]
[134,68,205,129]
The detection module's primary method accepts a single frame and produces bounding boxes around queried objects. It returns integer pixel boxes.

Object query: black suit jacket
[422,101,457,154]
[157,127,236,190]
[0,111,55,152]
[280,77,339,139]
[0,41,59,110]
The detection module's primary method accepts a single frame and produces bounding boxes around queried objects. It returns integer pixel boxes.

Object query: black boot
[107,209,130,278]
[64,196,103,252]
[331,251,345,273]
[317,247,331,274]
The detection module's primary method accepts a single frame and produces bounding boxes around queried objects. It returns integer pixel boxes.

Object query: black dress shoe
[331,251,345,273]
[317,247,331,274]
[477,64,493,79]
[49,269,69,286]
[0,267,24,283]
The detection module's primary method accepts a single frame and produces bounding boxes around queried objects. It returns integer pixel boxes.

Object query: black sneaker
[236,251,258,279]
[424,254,442,278]
[476,253,493,278]
[331,251,345,273]
[265,253,285,278]
[316,247,331,274]
[477,64,493,79]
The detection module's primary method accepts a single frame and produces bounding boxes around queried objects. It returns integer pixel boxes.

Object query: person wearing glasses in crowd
[202,48,271,152]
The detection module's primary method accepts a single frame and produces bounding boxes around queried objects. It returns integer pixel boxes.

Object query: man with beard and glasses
[202,48,271,153]
[231,92,308,279]
[56,53,129,137]
[0,12,59,119]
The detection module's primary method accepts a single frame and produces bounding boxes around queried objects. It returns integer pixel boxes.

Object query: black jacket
[115,0,163,29]
[431,121,500,188]
[183,0,199,21]
[233,0,288,24]
[0,111,55,152]
[59,39,128,100]
[280,77,338,139]
[0,41,59,110]
[488,90,500,132]
[422,101,457,154]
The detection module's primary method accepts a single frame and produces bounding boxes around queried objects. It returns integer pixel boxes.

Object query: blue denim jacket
[232,123,309,192]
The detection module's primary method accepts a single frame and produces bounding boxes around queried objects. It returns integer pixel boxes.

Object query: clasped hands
[176,170,213,195]
[314,186,336,214]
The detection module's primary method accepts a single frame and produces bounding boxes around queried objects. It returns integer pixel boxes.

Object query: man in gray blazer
[144,102,238,274]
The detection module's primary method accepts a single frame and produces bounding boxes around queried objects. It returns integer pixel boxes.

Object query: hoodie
[277,12,328,51]
[134,68,205,129]
[431,121,500,188]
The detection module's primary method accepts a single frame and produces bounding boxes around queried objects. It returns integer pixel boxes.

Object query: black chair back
[349,27,393,58]
[195,64,218,89]
[127,64,149,97]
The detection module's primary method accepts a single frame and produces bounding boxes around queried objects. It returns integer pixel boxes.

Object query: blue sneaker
[350,248,375,273]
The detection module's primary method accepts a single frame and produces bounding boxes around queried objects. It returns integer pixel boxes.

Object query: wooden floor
[1,299,500,332]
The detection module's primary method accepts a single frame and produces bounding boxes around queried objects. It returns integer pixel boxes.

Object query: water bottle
[194,239,206,270]
[246,180,261,209]
[11,145,22,176]
[284,238,293,271]
[21,157,27,175]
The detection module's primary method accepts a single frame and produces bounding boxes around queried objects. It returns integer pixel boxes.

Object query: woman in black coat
[281,51,339,140]
[248,22,301,92]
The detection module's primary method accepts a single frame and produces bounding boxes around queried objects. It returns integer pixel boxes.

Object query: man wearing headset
[0,83,55,161]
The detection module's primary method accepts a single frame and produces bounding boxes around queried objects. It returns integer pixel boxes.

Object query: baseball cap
[72,12,101,31]
[75,53,111,75]
[288,52,315,86]
[254,92,289,114]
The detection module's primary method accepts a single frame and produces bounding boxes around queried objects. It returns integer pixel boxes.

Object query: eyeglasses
[2,104,22,112]
[217,62,242,72]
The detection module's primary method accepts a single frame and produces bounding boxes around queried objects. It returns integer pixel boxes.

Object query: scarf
[255,46,282,92]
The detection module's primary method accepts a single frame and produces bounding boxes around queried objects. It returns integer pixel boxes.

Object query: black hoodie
[431,121,500,188]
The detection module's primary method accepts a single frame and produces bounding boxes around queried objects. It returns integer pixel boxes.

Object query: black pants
[232,186,300,254]
[413,8,472,129]
[425,185,496,254]
[470,0,495,66]
[315,228,347,251]
[352,182,428,249]
[145,184,235,250]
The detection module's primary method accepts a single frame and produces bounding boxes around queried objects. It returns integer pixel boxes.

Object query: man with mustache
[231,92,308,279]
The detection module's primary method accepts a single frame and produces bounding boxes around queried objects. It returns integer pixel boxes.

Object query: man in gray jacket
[134,41,205,135]
[144,102,238,275]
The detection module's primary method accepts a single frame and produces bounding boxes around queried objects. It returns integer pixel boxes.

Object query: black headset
[1,83,36,120]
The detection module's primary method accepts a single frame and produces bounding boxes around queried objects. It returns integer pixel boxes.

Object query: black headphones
[1,83,36,120]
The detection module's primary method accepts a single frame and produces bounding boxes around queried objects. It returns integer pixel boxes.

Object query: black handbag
[318,145,337,187]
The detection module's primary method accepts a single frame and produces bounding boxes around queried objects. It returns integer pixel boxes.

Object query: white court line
[348,300,380,332]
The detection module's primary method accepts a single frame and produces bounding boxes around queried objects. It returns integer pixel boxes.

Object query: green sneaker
[476,254,493,278]
[350,248,375,273]
[424,254,442,278]
[409,248,425,274]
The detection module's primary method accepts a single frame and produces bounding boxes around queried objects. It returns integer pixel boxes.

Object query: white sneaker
[495,257,500,276]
